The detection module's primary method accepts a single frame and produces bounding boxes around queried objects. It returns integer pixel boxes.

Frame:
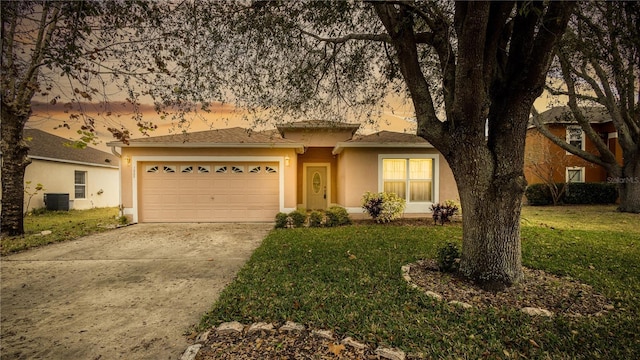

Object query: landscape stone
[247,322,275,334]
[216,321,245,335]
[279,321,305,333]
[521,307,553,317]
[341,336,367,350]
[375,346,406,360]
[424,291,443,300]
[311,329,334,340]
[195,330,210,343]
[449,300,473,309]
[179,344,202,360]
[40,230,52,236]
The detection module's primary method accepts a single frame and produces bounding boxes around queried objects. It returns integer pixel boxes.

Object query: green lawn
[1,207,121,256]
[201,205,640,359]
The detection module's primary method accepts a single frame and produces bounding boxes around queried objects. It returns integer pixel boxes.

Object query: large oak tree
[192,1,574,289]
[1,0,182,236]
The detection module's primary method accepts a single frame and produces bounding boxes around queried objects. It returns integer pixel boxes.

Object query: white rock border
[402,260,555,317]
[181,321,404,360]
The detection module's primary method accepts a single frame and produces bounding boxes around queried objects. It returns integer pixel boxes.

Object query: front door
[306,166,327,210]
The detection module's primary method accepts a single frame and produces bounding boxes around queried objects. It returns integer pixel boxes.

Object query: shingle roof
[24,129,119,167]
[110,127,304,151]
[533,106,611,125]
[276,120,360,137]
[332,131,432,155]
[347,131,430,144]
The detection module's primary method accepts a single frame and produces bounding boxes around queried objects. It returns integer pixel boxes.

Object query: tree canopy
[533,1,640,212]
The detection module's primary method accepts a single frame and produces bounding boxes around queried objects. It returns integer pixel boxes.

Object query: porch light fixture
[284,155,290,166]
[124,156,131,165]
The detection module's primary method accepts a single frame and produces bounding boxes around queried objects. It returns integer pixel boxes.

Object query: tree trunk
[617,153,640,213]
[1,105,31,236]
[448,100,531,291]
[456,175,526,291]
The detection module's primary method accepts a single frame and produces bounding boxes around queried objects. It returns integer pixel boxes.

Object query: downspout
[111,146,124,217]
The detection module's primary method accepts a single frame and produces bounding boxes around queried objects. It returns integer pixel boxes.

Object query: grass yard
[1,207,121,256]
[201,205,640,359]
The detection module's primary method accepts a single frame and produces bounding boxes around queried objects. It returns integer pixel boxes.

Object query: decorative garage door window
[145,163,277,175]
[265,166,278,173]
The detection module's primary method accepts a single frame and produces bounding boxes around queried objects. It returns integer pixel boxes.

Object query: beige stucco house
[21,129,120,211]
[108,121,458,223]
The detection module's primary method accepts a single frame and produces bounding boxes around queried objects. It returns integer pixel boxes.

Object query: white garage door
[139,162,279,222]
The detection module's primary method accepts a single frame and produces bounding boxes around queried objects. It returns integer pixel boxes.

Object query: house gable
[24,128,119,168]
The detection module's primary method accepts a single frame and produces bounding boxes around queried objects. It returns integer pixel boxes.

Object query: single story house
[108,121,458,223]
[525,106,623,184]
[21,128,120,211]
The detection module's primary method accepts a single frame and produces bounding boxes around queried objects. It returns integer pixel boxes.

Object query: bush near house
[274,206,351,229]
[361,191,406,223]
[526,182,618,205]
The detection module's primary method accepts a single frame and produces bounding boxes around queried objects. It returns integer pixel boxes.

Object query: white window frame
[74,170,87,199]
[566,125,585,154]
[566,167,585,183]
[378,154,439,213]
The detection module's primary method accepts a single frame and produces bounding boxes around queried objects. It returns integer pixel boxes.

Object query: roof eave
[28,155,119,168]
[109,142,306,154]
[332,142,434,155]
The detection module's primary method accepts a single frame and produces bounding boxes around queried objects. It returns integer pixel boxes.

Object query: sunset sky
[27,89,561,152]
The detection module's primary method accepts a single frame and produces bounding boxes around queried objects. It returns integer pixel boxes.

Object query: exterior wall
[295,147,337,208]
[118,146,298,220]
[24,159,119,211]
[524,125,620,184]
[336,147,458,215]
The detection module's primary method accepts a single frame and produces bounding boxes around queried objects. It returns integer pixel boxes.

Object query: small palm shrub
[437,242,460,273]
[361,191,406,223]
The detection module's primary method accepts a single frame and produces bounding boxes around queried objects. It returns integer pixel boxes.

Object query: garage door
[139,162,279,222]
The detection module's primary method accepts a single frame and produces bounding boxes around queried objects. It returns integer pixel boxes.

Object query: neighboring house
[525,107,623,185]
[108,121,459,223]
[21,129,120,211]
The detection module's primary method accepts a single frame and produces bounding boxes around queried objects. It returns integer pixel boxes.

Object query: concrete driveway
[1,223,271,359]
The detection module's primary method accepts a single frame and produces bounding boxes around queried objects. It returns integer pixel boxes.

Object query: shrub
[430,202,459,225]
[275,212,289,229]
[437,242,460,273]
[308,211,325,227]
[525,184,553,206]
[325,206,351,227]
[526,182,618,205]
[564,182,618,204]
[289,210,307,228]
[361,191,406,223]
